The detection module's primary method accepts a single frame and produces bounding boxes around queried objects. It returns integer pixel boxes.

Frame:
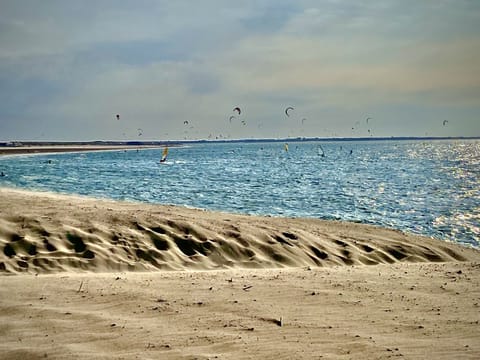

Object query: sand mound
[1,188,479,274]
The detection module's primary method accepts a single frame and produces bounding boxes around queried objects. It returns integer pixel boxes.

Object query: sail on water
[160,147,169,163]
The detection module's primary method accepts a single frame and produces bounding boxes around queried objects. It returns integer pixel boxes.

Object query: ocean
[1,139,479,248]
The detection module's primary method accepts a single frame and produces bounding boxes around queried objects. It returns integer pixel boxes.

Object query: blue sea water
[1,140,479,248]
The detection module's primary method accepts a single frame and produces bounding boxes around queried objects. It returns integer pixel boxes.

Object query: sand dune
[1,187,480,359]
[1,187,477,274]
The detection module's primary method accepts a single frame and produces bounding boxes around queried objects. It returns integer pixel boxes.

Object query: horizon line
[1,135,479,147]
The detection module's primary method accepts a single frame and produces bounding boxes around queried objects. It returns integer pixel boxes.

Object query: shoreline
[1,186,479,274]
[0,184,476,253]
[0,144,165,156]
[1,137,478,156]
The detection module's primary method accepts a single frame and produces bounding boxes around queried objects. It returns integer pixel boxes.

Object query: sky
[1,0,479,141]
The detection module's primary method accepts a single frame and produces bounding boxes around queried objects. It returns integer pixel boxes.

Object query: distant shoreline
[1,135,478,151]
[1,136,478,156]
[0,145,167,156]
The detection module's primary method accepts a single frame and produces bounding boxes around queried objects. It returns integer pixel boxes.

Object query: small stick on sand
[273,316,283,327]
[77,280,84,293]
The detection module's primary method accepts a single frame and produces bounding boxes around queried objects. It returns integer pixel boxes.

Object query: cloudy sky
[1,0,479,141]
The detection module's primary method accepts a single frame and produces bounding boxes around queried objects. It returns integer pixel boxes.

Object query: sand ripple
[1,188,479,274]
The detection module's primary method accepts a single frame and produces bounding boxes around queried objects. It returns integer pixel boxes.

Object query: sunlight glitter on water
[1,139,479,248]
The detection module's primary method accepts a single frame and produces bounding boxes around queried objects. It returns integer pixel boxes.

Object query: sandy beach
[1,186,479,359]
[0,144,164,156]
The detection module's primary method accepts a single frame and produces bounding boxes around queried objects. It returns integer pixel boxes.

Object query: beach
[2,0,479,357]
[0,144,164,156]
[1,185,480,359]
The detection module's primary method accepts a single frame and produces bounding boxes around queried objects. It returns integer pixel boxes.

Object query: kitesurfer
[285,107,294,117]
